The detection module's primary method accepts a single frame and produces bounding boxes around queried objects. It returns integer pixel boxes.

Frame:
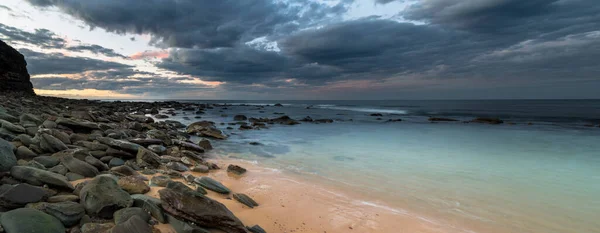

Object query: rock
[0,183,48,209]
[128,138,164,147]
[113,207,150,224]
[428,117,459,122]
[15,146,37,160]
[0,39,35,94]
[97,137,141,153]
[271,115,299,125]
[56,118,99,133]
[106,148,135,158]
[233,115,248,121]
[48,194,79,203]
[166,162,189,172]
[0,208,65,233]
[110,215,152,233]
[198,139,212,150]
[176,141,205,153]
[61,155,99,177]
[146,130,172,146]
[49,164,68,175]
[66,172,85,181]
[136,148,162,169]
[166,214,210,233]
[117,176,150,194]
[159,188,247,233]
[74,141,110,151]
[131,194,166,224]
[227,164,247,175]
[166,181,207,196]
[194,177,231,194]
[79,176,133,218]
[191,165,210,173]
[274,103,283,107]
[147,145,166,154]
[80,223,114,233]
[150,175,171,187]
[0,138,17,172]
[183,174,196,183]
[10,166,74,190]
[14,134,33,146]
[25,159,47,169]
[110,165,139,177]
[239,125,253,130]
[154,114,169,119]
[85,156,109,171]
[39,133,68,153]
[19,114,42,128]
[233,193,259,208]
[186,121,227,139]
[471,117,504,124]
[29,201,85,227]
[0,120,25,133]
[109,157,125,168]
[247,225,267,233]
[33,156,60,168]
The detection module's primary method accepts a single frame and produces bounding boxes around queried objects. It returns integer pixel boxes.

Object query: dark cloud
[24,0,350,49]
[20,49,132,75]
[0,23,66,49]
[66,45,126,58]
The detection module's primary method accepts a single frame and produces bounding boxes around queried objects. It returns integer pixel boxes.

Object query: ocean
[160,100,600,233]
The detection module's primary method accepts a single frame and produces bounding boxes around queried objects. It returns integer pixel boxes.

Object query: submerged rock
[159,188,247,233]
[227,164,247,175]
[471,117,504,124]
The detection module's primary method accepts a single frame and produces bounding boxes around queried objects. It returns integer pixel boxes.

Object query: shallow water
[163,100,600,233]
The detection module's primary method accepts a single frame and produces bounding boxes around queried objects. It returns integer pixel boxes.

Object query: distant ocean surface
[152,100,600,233]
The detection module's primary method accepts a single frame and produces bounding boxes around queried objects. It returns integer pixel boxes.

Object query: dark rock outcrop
[0,40,34,94]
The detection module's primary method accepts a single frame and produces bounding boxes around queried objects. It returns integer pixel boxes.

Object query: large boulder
[159,188,247,233]
[0,138,17,172]
[0,40,35,94]
[0,208,65,233]
[186,121,227,139]
[79,176,133,218]
[10,166,74,190]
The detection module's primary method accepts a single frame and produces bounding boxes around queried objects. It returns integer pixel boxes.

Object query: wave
[315,105,408,114]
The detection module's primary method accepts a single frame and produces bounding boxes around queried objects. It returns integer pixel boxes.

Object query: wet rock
[10,166,74,190]
[0,138,17,172]
[198,139,212,150]
[186,121,227,140]
[176,141,205,153]
[39,133,68,153]
[239,125,253,130]
[155,114,169,119]
[166,181,206,196]
[149,175,171,187]
[233,193,259,208]
[271,116,299,125]
[194,177,231,194]
[113,207,150,224]
[0,183,48,209]
[79,176,133,218]
[28,201,85,227]
[191,165,210,173]
[33,156,60,168]
[61,155,99,177]
[370,113,383,117]
[234,115,248,121]
[247,225,267,233]
[159,188,247,233]
[471,117,504,124]
[56,118,99,133]
[117,176,150,194]
[227,164,247,175]
[166,162,189,172]
[428,117,459,122]
[0,208,65,233]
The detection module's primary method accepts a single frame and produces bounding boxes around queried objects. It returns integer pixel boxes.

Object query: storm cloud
[20,49,132,75]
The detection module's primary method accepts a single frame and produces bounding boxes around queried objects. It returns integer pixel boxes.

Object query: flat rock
[109,157,125,167]
[39,133,68,153]
[159,188,247,233]
[167,214,210,233]
[166,161,189,172]
[79,176,133,218]
[0,208,65,233]
[98,137,141,153]
[113,207,150,224]
[194,177,231,194]
[28,201,85,227]
[33,155,60,168]
[10,166,74,190]
[56,118,100,133]
[0,183,48,209]
[61,155,100,177]
[166,181,206,196]
[110,215,152,233]
[47,194,79,203]
[150,175,171,187]
[85,155,109,171]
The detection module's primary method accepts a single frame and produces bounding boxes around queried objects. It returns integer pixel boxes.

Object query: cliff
[0,39,35,94]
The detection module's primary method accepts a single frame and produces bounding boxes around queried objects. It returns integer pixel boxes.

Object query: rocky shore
[0,91,269,233]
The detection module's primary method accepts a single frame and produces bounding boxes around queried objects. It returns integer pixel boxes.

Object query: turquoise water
[164,100,600,233]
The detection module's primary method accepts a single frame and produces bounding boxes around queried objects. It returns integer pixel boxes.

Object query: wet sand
[149,159,449,233]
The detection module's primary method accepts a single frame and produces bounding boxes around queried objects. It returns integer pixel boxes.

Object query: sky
[0,0,599,100]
